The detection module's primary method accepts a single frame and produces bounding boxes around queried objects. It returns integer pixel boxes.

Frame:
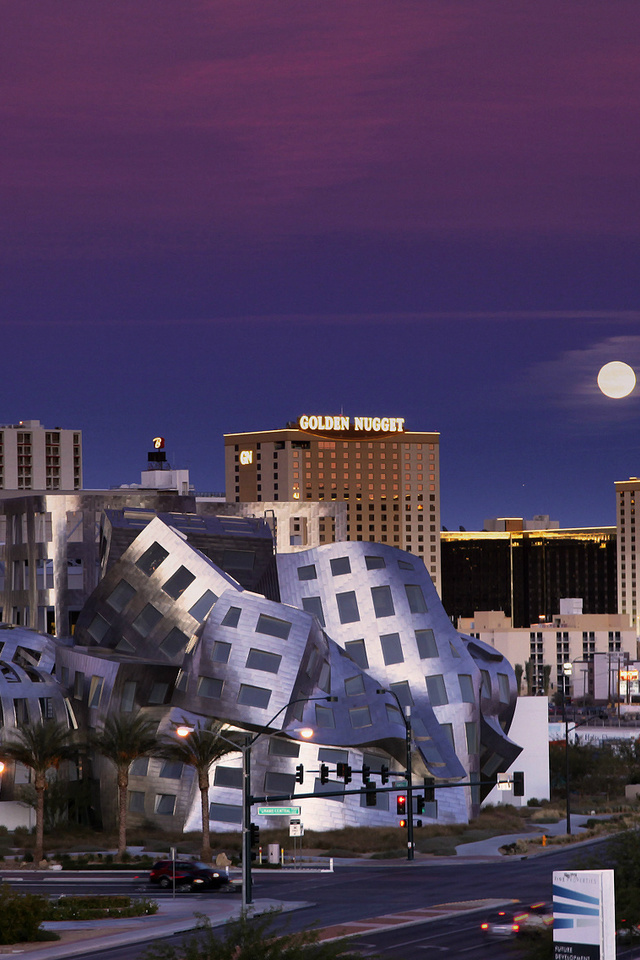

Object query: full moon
[597,361,636,399]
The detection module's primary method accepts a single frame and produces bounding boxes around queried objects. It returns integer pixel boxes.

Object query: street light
[376,687,414,861]
[238,695,338,910]
[562,661,573,835]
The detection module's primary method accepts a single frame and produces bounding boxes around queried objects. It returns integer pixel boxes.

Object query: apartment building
[0,420,81,492]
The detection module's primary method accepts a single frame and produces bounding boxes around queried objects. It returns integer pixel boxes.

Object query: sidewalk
[454,813,595,858]
[17,895,310,959]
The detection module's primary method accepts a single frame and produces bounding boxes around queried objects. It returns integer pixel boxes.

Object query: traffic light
[396,795,407,816]
[362,764,371,784]
[416,795,425,814]
[513,771,525,797]
[337,762,352,784]
[365,782,377,807]
[380,765,389,784]
[399,819,407,828]
[249,823,260,847]
[319,763,329,784]
[424,777,435,802]
[295,764,304,784]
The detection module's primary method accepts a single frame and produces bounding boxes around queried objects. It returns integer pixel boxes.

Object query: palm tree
[162,721,243,862]
[92,712,159,861]
[1,720,76,863]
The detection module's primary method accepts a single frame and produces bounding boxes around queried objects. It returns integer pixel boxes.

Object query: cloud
[521,335,640,422]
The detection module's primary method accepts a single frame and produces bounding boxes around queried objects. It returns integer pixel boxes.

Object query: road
[4,839,636,960]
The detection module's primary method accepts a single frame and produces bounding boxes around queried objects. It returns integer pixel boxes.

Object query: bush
[144,909,364,959]
[0,884,48,944]
[45,895,158,921]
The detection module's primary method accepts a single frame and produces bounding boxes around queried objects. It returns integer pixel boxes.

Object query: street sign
[393,780,408,789]
[257,806,301,816]
[290,822,304,837]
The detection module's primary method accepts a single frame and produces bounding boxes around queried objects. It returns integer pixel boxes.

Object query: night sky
[2,2,640,530]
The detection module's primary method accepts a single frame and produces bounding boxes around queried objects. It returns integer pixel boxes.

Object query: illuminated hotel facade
[224,417,441,590]
[616,477,640,635]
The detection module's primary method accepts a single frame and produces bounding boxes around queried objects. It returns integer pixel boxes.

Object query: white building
[459,609,637,702]
[0,420,81,492]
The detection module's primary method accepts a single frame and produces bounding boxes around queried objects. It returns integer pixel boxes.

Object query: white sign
[553,869,615,960]
[289,822,304,837]
[240,450,253,465]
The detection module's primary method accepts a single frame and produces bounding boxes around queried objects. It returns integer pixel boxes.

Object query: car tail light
[512,924,520,933]
[481,923,489,930]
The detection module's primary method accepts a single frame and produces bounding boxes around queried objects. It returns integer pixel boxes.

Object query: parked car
[149,860,232,892]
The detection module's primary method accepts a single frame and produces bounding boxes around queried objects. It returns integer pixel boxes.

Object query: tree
[162,721,243,863]
[92,713,159,861]
[1,720,76,863]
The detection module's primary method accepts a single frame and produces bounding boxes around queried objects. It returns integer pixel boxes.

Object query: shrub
[45,895,158,921]
[144,909,366,959]
[0,884,48,944]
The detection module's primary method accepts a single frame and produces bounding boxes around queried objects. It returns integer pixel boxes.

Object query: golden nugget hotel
[224,416,441,590]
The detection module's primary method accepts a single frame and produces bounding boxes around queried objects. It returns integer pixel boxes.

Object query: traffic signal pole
[405,709,414,861]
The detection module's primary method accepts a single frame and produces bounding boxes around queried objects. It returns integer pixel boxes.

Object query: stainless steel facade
[0,513,521,834]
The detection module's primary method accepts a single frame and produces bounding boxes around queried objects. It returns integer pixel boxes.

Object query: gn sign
[257,806,301,817]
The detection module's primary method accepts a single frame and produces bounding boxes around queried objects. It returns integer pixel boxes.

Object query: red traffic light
[396,795,407,815]
[399,818,407,828]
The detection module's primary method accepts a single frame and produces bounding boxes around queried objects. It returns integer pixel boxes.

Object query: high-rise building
[616,477,640,635]
[441,525,618,629]
[0,420,81,492]
[224,416,441,588]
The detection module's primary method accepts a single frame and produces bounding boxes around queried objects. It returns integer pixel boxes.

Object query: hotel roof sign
[298,415,405,440]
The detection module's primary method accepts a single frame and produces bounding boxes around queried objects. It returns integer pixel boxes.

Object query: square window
[371,585,395,618]
[214,766,243,788]
[344,675,365,696]
[155,794,176,815]
[459,674,475,703]
[148,682,169,704]
[349,706,372,728]
[121,680,137,712]
[128,791,145,813]
[365,555,385,570]
[159,761,183,779]
[404,584,428,614]
[344,639,368,668]
[87,614,110,643]
[336,591,360,624]
[106,580,136,613]
[389,680,413,708]
[331,557,351,576]
[132,603,163,638]
[238,684,272,708]
[246,648,282,674]
[162,566,196,600]
[160,627,190,658]
[136,542,169,576]
[426,674,448,706]
[315,704,335,728]
[379,632,404,665]
[221,606,241,628]
[255,614,291,640]
[212,641,232,663]
[198,676,224,698]
[189,590,218,623]
[302,596,325,626]
[297,564,317,581]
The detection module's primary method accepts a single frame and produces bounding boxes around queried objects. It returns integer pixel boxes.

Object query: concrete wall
[482,696,550,807]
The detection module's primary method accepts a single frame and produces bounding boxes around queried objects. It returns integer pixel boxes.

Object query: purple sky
[2,1,640,529]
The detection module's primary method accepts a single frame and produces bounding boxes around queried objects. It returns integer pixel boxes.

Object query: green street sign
[257,806,301,817]
[393,780,408,789]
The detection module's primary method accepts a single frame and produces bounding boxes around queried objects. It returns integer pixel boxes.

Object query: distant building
[0,420,81,492]
[616,477,640,635]
[198,499,348,555]
[458,609,636,700]
[441,526,617,629]
[224,417,441,590]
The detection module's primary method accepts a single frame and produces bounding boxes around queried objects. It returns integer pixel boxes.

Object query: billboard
[553,870,615,960]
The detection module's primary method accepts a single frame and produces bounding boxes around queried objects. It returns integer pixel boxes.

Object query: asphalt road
[4,839,636,960]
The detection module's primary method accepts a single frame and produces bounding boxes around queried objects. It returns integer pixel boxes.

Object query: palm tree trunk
[200,770,212,863]
[117,769,128,861]
[34,774,46,864]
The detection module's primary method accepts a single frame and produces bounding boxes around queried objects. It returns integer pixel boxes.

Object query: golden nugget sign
[298,415,405,438]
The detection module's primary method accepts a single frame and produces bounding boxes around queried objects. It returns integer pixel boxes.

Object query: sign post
[553,870,615,960]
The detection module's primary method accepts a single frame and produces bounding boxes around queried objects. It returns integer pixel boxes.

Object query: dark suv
[149,860,231,892]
